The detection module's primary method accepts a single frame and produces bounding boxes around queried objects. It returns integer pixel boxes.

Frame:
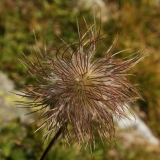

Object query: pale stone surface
[0,71,14,93]
[73,0,109,22]
[116,105,160,146]
[0,71,34,127]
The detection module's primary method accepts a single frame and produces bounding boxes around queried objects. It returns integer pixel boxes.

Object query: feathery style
[18,18,143,154]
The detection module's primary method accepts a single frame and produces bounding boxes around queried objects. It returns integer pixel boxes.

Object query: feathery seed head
[19,19,143,148]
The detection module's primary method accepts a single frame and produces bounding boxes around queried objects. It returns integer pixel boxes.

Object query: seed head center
[74,71,91,93]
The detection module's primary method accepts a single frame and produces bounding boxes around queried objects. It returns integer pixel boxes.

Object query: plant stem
[40,127,63,160]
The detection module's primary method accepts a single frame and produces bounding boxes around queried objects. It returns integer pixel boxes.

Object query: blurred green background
[0,0,160,159]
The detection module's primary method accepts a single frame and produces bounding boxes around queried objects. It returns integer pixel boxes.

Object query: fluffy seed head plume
[18,18,143,148]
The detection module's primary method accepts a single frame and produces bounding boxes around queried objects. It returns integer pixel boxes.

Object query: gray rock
[73,0,109,22]
[0,71,34,128]
[0,71,14,93]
